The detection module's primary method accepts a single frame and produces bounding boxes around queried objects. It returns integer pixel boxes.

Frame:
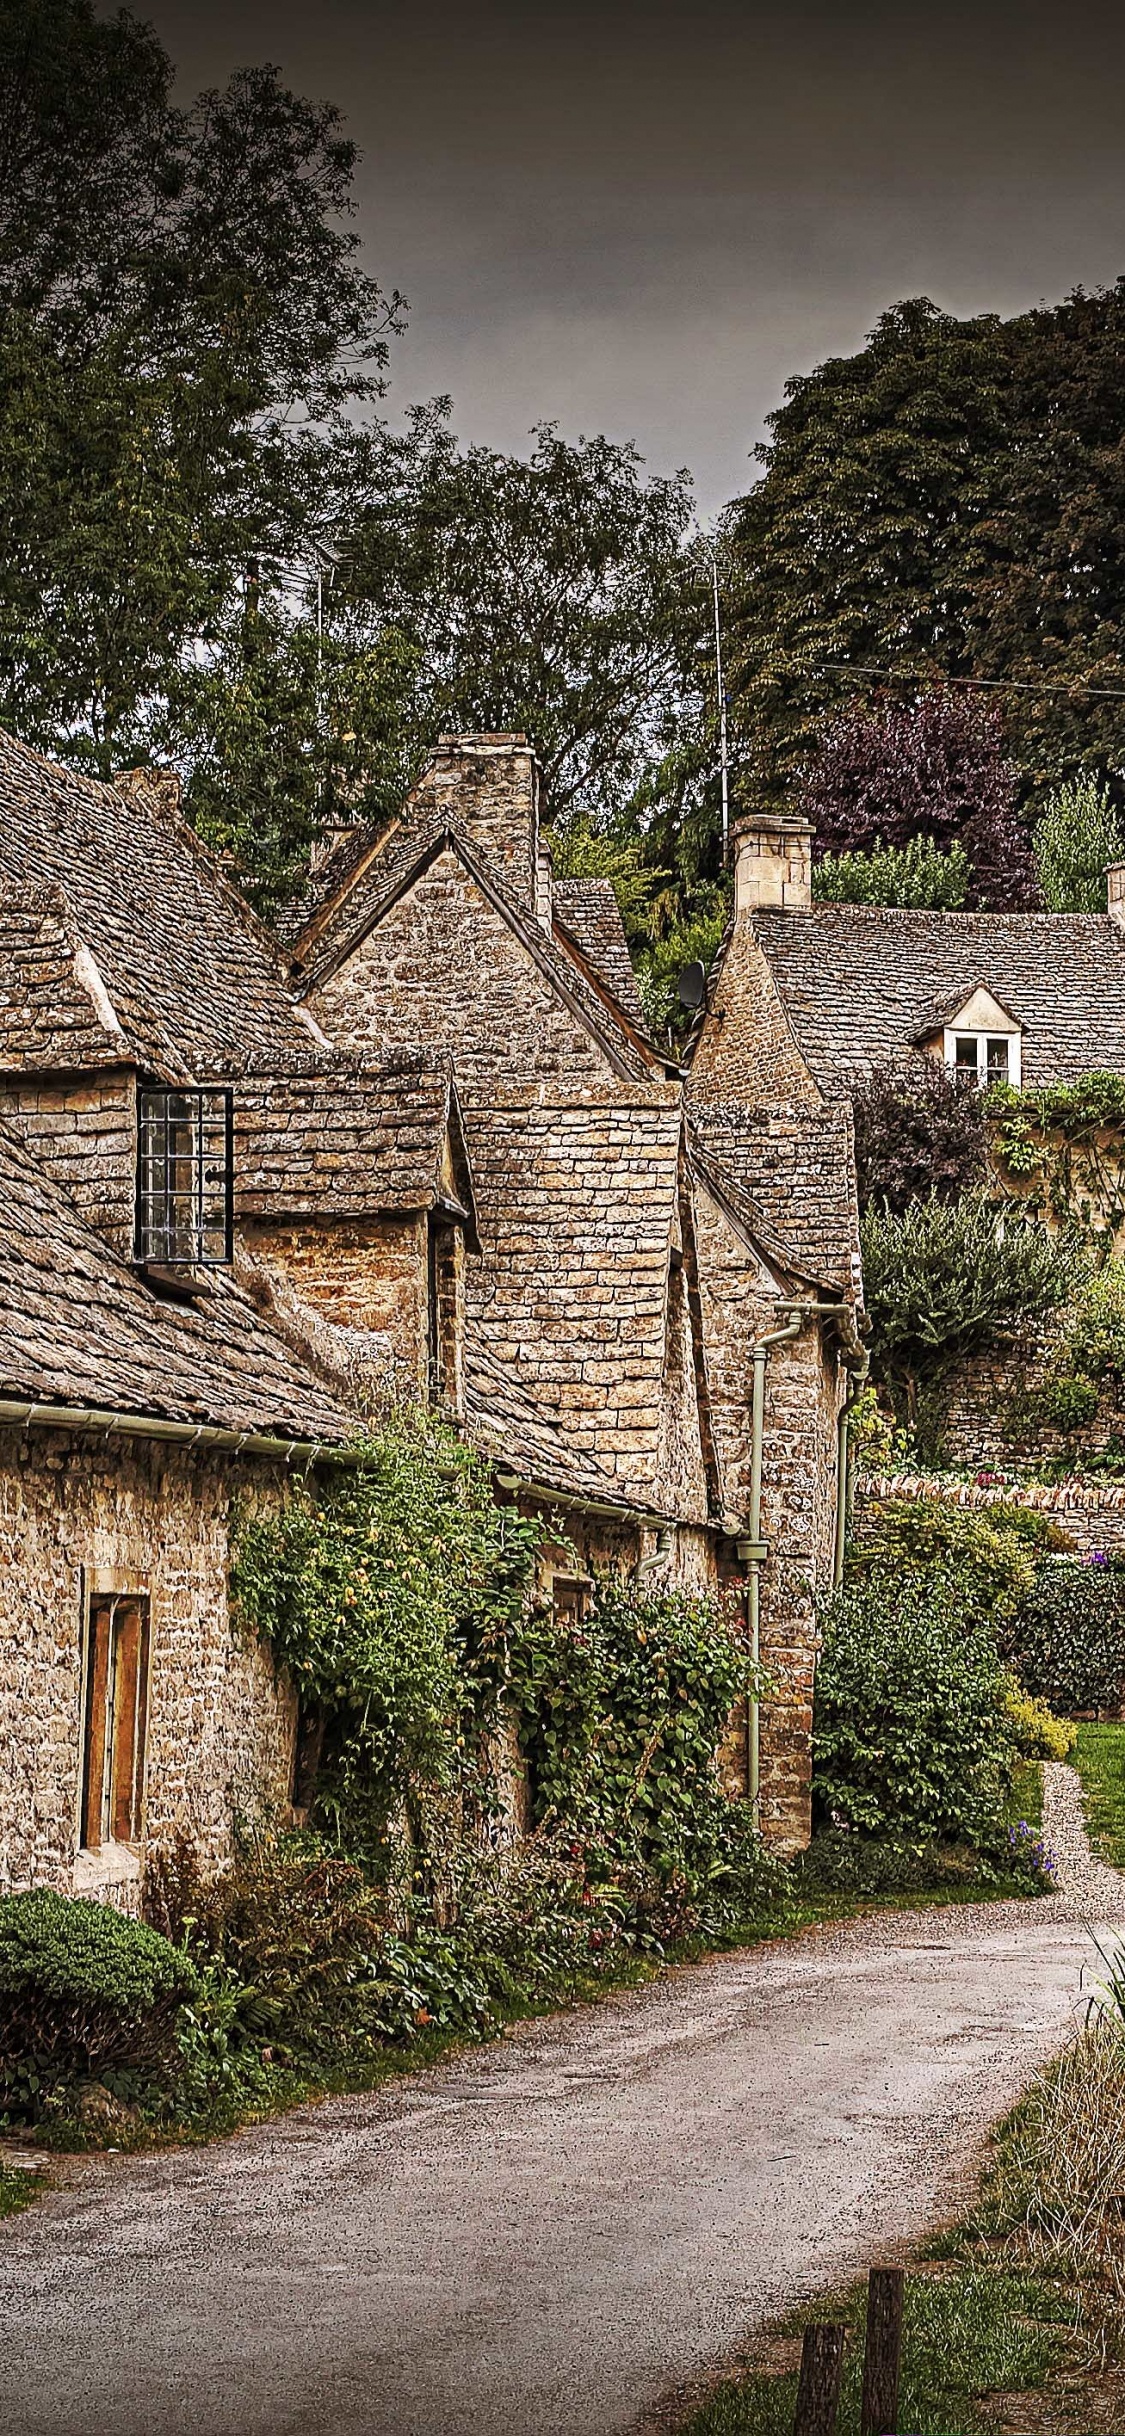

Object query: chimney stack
[732,813,814,914]
[1108,863,1125,929]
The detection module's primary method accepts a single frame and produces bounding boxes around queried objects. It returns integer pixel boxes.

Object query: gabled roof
[292,818,665,1090]
[689,1098,863,1304]
[551,878,644,1025]
[464,1339,668,1520]
[0,1116,355,1445]
[688,1136,842,1295]
[0,731,313,1077]
[233,1050,477,1238]
[0,888,139,1073]
[749,906,1125,1088]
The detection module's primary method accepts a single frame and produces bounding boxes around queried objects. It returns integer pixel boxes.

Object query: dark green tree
[0,0,399,763]
[727,288,1125,814]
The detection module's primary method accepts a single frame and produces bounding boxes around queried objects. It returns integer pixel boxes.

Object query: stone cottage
[0,731,862,1885]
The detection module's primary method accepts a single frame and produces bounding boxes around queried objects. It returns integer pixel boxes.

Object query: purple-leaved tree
[803,691,1040,909]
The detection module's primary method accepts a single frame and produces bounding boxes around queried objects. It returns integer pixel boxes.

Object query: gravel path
[1,1774,1121,2436]
[1040,1757,1125,1919]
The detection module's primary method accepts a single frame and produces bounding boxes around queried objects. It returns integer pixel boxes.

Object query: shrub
[812,1572,1012,1844]
[848,1497,1061,1623]
[1001,1677,1077,1761]
[860,1195,1075,1416]
[1032,773,1125,914]
[852,1058,989,1217]
[0,1891,197,2117]
[1001,1559,1125,1715]
[814,833,969,909]
[1061,1262,1125,1395]
[1037,1373,1101,1433]
[145,1835,389,2056]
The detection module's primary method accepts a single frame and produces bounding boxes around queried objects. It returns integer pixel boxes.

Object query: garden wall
[855,1468,1125,1557]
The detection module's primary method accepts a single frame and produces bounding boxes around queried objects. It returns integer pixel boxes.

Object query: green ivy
[232,1409,541,1859]
[988,1073,1125,1253]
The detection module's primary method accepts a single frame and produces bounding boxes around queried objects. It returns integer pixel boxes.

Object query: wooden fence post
[860,2266,905,2436]
[793,2323,847,2436]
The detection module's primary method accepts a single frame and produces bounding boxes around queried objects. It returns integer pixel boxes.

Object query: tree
[0,0,399,764]
[802,690,1038,908]
[329,405,705,820]
[727,288,1125,814]
[851,1060,990,1215]
[1033,773,1125,912]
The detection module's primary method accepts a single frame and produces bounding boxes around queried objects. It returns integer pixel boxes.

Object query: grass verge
[1072,1722,1125,1867]
[677,1989,1125,2436]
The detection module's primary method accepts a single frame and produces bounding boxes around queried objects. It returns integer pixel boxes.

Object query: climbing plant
[232,1410,541,1863]
[988,1074,1125,1255]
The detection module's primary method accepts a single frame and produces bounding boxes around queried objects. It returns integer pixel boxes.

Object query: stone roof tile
[233,1050,474,1223]
[750,905,1125,1088]
[464,1339,668,1518]
[551,878,644,1024]
[0,1116,355,1443]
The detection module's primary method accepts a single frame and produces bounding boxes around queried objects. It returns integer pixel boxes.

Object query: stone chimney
[411,733,543,914]
[732,812,814,914]
[1108,863,1125,929]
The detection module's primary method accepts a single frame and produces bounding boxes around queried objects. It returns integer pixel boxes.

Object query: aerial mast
[711,547,730,863]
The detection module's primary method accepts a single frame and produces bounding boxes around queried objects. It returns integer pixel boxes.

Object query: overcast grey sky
[147,0,1125,510]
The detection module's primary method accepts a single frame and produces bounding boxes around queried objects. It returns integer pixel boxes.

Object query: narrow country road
[1,1773,1120,2436]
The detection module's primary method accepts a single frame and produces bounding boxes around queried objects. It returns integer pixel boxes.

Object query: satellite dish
[677,960,706,1012]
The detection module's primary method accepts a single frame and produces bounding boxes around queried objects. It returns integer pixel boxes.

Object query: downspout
[833,1347,870,1590]
[739,1301,860,1815]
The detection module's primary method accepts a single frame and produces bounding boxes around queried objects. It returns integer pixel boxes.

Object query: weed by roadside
[0,2161,47,2218]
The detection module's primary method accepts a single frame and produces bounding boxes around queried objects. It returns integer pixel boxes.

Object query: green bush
[1061,1262,1125,1394]
[813,833,970,909]
[1038,1373,1101,1432]
[1001,1676,1077,1761]
[860,1196,1075,1419]
[848,1497,1062,1623]
[813,1572,1012,1844]
[1001,1559,1125,1715]
[1032,773,1125,913]
[0,1891,197,2116]
[145,1835,389,2056]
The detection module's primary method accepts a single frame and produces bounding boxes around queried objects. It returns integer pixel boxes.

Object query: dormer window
[948,1032,1017,1087]
[937,986,1022,1090]
[135,1086,233,1266]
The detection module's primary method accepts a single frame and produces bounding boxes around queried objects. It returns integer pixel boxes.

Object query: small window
[136,1086,233,1265]
[946,1032,1018,1087]
[80,1594,151,1850]
[551,1574,593,1626]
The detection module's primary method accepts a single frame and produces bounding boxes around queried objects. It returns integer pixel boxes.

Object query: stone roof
[0,1116,355,1444]
[0,731,313,1077]
[551,879,644,1025]
[0,889,136,1073]
[292,818,663,1089]
[463,1340,667,1518]
[690,1101,863,1304]
[233,1051,476,1228]
[748,905,1125,1089]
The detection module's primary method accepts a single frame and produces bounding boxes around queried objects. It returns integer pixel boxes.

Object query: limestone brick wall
[0,1429,294,1900]
[241,1214,428,1385]
[688,920,822,1110]
[403,735,542,914]
[855,1470,1125,1557]
[0,1068,136,1257]
[311,852,710,1516]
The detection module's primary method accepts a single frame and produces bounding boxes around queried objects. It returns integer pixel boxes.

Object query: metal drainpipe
[833,1348,871,1590]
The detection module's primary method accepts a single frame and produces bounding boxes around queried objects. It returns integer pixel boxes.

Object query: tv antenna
[709,546,730,863]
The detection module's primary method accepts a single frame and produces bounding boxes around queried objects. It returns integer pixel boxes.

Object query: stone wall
[939,1348,1125,1472]
[242,1213,429,1385]
[855,1469,1125,1558]
[0,1427,294,1903]
[0,1068,136,1258]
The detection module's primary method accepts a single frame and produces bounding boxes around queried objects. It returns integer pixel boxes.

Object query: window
[945,1032,1019,1087]
[427,1215,464,1410]
[136,1086,233,1265]
[80,1594,150,1850]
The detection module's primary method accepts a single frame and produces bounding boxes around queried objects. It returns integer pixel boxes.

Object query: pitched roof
[0,1117,355,1444]
[749,906,1125,1089]
[0,889,136,1073]
[689,1100,863,1304]
[232,1051,476,1230]
[0,731,313,1077]
[551,878,644,1025]
[463,1340,667,1519]
[292,819,663,1089]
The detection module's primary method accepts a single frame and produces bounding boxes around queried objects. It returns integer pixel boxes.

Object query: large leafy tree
[803,690,1039,908]
[0,0,398,763]
[727,288,1125,814]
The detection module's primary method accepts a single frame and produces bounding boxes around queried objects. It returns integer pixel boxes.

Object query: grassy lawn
[679,2263,1072,2436]
[1004,1755,1044,1833]
[1072,1721,1125,1867]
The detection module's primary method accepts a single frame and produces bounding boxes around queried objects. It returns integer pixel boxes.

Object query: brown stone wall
[311,852,710,1515]
[0,1428,294,1901]
[854,1470,1125,1558]
[693,1180,843,1850]
[688,919,823,1109]
[0,1068,136,1257]
[241,1214,428,1385]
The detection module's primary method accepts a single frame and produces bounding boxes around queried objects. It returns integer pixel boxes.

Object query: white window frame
[942,1028,1021,1088]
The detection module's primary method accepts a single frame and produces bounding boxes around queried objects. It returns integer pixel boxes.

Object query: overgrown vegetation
[1033,772,1125,913]
[813,831,969,908]
[1000,1558,1125,1717]
[860,1196,1074,1450]
[851,1059,990,1217]
[989,1072,1125,1253]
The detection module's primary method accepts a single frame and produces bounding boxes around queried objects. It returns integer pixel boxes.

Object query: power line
[815,658,1125,703]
